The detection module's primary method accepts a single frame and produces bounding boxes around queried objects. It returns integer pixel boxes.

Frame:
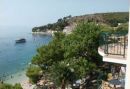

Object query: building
[125,13,130,89]
[98,19,129,88]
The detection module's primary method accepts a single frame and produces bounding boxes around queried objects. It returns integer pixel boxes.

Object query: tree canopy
[26,66,42,83]
[28,22,104,89]
[0,83,22,89]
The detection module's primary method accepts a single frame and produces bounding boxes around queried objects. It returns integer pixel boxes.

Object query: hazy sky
[0,0,129,27]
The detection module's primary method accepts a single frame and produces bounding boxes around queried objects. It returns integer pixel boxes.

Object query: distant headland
[32,12,129,35]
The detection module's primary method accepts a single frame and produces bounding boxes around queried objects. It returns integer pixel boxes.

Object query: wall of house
[125,11,130,89]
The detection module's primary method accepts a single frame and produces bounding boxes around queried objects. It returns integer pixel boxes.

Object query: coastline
[4,70,27,85]
[32,32,52,35]
[32,30,54,35]
[32,25,75,35]
[0,27,52,89]
[4,70,35,89]
[32,30,59,37]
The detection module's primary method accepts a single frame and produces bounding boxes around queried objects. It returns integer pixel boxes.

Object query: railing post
[104,34,107,54]
[100,32,127,57]
[106,34,108,54]
[123,36,126,58]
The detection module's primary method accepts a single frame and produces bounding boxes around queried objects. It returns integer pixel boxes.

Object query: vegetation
[0,12,128,89]
[29,12,129,89]
[71,12,128,27]
[102,12,129,27]
[32,15,71,32]
[0,83,22,89]
[32,12,129,32]
[28,22,105,89]
[115,22,128,34]
[26,66,42,83]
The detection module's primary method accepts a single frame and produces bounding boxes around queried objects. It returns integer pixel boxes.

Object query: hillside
[32,12,129,32]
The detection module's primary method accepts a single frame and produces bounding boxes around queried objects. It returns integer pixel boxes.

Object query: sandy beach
[4,70,35,89]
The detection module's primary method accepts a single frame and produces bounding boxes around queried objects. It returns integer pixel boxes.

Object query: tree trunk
[61,79,66,89]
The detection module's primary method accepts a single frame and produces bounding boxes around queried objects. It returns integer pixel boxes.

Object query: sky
[0,0,129,27]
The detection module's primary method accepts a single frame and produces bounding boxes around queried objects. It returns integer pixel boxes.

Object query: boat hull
[15,39,26,43]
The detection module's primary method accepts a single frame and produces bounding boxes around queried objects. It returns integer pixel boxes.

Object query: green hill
[32,12,129,32]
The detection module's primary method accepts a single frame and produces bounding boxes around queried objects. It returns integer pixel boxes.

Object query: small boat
[15,38,26,43]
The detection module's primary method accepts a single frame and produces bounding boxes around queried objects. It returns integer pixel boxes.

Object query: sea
[0,26,52,81]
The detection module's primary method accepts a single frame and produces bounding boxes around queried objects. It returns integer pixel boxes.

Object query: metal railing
[99,32,128,58]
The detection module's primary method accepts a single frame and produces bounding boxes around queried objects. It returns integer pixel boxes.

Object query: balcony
[98,32,128,64]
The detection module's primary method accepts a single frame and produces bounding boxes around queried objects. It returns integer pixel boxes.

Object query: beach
[5,70,27,85]
[4,70,35,89]
[0,27,52,89]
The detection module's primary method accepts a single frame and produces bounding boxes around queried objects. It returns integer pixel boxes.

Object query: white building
[98,13,129,89]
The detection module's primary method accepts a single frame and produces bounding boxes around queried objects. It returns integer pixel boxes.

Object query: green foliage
[115,23,128,34]
[32,12,128,32]
[26,66,42,83]
[32,32,65,67]
[0,83,22,89]
[0,83,13,89]
[30,12,129,89]
[30,22,103,88]
[51,61,76,86]
[13,83,23,89]
[67,57,96,78]
[63,22,102,64]
[32,15,71,32]
[102,12,129,27]
[100,24,114,32]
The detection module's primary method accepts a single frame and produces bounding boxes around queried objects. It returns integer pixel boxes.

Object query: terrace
[98,32,128,64]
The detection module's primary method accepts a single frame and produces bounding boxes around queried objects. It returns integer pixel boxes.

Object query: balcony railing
[99,32,128,58]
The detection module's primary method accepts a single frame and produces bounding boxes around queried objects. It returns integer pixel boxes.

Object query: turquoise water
[0,26,52,80]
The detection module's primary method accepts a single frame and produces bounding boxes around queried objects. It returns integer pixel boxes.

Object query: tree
[29,22,103,89]
[116,23,128,34]
[0,83,22,89]
[32,32,65,68]
[32,27,38,32]
[63,22,102,65]
[0,83,13,89]
[50,62,76,89]
[26,66,42,83]
[103,12,129,27]
[13,83,23,89]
